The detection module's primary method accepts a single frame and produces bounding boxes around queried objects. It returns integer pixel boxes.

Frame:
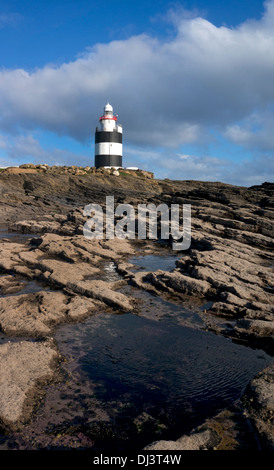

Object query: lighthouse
[94,103,123,169]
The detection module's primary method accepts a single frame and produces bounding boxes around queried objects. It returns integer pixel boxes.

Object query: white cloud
[155,152,228,181]
[0,1,274,150]
[0,133,90,167]
[0,2,274,185]
[224,108,274,151]
[154,151,274,186]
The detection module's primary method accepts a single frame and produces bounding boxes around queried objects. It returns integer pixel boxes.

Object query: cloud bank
[0,1,274,184]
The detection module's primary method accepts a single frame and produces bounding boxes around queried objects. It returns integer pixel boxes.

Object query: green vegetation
[118,170,131,177]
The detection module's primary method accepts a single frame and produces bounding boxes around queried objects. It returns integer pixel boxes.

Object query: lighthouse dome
[104,103,113,113]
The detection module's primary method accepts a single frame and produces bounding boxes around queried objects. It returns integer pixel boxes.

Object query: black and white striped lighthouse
[94,103,123,168]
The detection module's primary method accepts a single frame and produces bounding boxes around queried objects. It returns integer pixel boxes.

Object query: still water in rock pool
[54,302,271,449]
[0,248,272,450]
[129,253,179,272]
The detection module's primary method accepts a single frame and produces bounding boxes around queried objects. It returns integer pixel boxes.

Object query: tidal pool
[0,236,272,450]
[129,253,179,272]
[55,306,272,450]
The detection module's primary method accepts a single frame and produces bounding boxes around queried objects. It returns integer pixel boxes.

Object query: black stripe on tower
[95,130,122,144]
[95,155,122,168]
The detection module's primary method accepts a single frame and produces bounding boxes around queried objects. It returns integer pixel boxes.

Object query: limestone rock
[243,365,274,449]
[234,319,274,340]
[0,340,59,426]
[144,429,218,450]
[0,291,69,337]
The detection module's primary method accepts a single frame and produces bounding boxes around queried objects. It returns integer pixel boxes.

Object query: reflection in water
[0,227,38,243]
[0,279,50,298]
[56,309,272,449]
[129,253,179,273]
[0,233,272,450]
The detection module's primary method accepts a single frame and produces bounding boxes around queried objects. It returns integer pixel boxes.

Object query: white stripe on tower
[95,142,123,156]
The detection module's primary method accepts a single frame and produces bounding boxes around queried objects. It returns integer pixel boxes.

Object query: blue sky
[0,0,273,185]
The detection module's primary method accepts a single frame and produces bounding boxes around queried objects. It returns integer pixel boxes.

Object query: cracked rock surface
[0,170,273,448]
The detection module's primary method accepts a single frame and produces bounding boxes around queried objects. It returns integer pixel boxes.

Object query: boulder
[0,340,59,426]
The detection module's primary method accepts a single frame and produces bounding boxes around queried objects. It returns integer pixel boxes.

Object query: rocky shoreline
[0,168,273,449]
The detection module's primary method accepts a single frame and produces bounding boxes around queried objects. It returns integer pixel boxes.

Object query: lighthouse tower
[94,103,123,168]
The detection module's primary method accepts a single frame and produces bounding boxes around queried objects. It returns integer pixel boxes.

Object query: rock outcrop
[0,340,59,427]
[0,169,273,447]
[242,365,274,449]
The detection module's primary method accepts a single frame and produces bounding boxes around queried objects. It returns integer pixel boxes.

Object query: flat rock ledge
[129,230,274,351]
[0,177,273,445]
[144,429,219,451]
[0,340,59,427]
[0,233,137,338]
[0,291,103,338]
[242,365,274,449]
